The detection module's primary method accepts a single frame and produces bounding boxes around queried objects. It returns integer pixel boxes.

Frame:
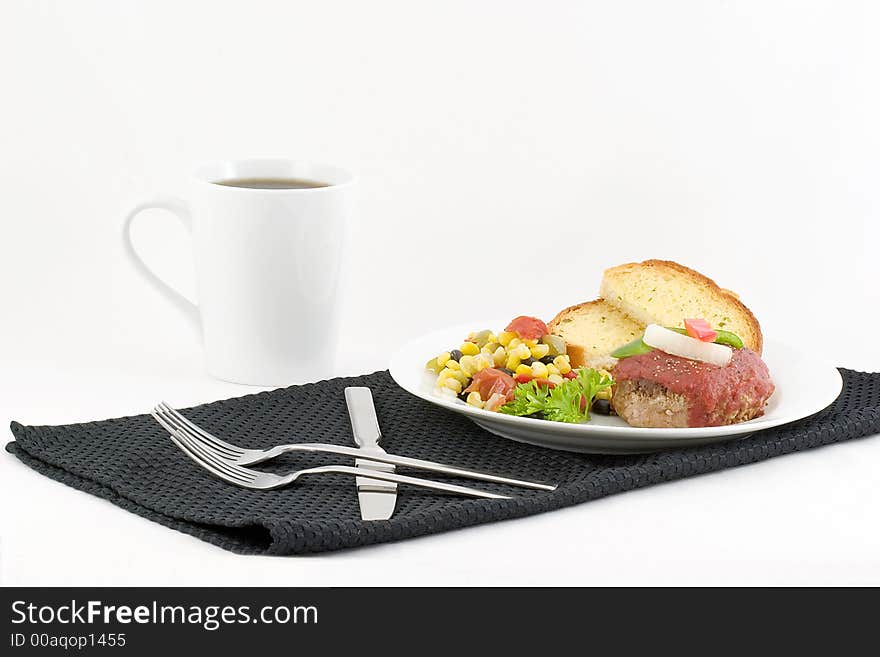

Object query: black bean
[521,357,536,366]
[539,355,555,365]
[458,391,470,402]
[499,368,515,377]
[449,349,463,362]
[592,398,612,415]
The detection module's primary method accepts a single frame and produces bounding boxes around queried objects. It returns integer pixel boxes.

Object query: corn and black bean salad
[426,316,614,419]
[427,330,571,404]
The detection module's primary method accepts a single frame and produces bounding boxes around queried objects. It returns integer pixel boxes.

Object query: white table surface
[2,0,879,586]
[2,327,879,587]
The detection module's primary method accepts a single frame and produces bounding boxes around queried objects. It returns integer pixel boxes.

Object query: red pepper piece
[684,318,718,342]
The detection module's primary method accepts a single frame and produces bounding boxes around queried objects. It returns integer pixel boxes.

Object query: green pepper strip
[666,327,744,349]
[611,327,744,359]
[610,337,653,359]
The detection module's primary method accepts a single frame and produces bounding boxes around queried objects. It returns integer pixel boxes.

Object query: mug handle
[122,197,201,336]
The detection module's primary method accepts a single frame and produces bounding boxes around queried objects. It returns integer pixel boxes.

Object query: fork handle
[258,443,556,491]
[280,465,511,500]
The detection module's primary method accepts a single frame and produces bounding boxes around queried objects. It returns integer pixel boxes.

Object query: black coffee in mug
[213,177,330,189]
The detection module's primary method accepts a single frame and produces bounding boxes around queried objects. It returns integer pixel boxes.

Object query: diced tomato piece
[684,318,718,342]
[579,395,588,411]
[505,316,548,340]
[563,370,578,380]
[465,368,517,403]
[515,373,557,388]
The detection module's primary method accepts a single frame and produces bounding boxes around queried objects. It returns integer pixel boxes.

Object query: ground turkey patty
[611,348,774,428]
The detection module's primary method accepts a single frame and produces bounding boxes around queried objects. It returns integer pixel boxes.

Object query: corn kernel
[452,370,470,385]
[596,387,612,401]
[466,391,484,408]
[444,359,461,371]
[553,355,571,374]
[505,355,521,371]
[458,355,476,376]
[439,371,456,385]
[444,377,462,393]
[530,343,550,359]
[507,337,522,350]
[460,342,480,356]
[531,362,549,378]
[425,357,441,373]
[436,352,451,367]
[515,364,533,377]
[483,342,499,354]
[492,346,507,367]
[475,354,493,371]
[514,344,531,360]
[524,338,538,348]
[548,374,564,386]
[547,363,560,376]
[498,331,516,346]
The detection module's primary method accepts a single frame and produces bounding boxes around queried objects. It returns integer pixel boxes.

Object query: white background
[1,0,878,585]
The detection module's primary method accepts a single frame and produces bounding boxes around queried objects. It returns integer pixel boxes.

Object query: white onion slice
[643,324,733,367]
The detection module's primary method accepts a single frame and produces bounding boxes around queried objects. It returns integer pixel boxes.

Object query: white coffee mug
[123,159,355,386]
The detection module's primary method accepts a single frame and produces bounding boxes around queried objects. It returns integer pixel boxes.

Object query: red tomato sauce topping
[612,348,774,427]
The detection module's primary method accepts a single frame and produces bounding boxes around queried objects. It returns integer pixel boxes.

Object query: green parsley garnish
[500,368,614,423]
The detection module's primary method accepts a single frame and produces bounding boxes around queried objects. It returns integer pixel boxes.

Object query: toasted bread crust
[549,260,763,370]
[547,299,639,369]
[546,299,605,331]
[547,299,598,367]
[602,259,763,353]
[563,343,587,369]
[547,300,600,368]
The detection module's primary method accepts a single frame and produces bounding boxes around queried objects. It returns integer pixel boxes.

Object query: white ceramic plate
[389,320,843,454]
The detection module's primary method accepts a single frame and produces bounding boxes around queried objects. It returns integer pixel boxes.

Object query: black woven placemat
[6,369,880,554]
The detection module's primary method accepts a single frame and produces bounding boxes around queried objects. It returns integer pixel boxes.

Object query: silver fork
[153,409,515,499]
[152,402,556,491]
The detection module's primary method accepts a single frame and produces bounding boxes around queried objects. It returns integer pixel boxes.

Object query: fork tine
[169,427,257,485]
[157,402,246,458]
[154,414,244,486]
[153,406,235,462]
[152,411,256,485]
[157,402,245,458]
[175,431,256,485]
